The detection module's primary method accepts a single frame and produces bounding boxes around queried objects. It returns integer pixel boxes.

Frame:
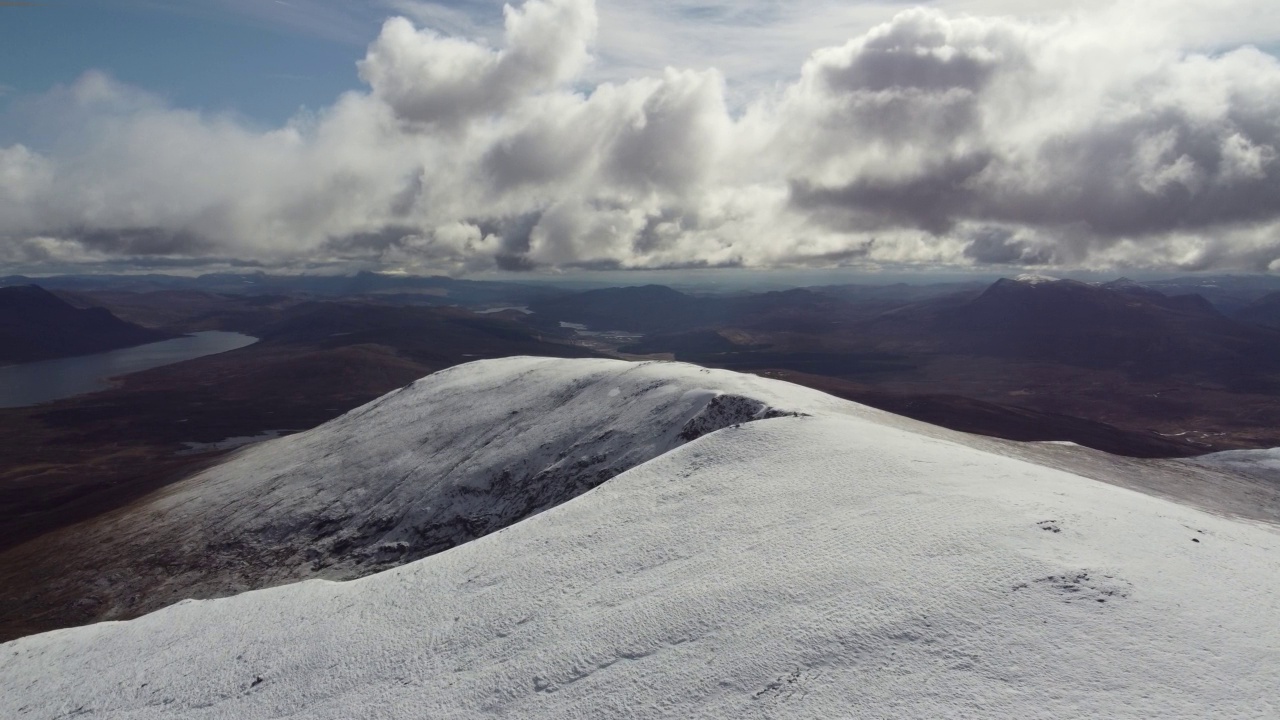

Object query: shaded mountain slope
[51,289,291,331]
[526,285,860,334]
[2,358,1278,718]
[0,285,173,364]
[860,277,1280,383]
[1235,291,1280,329]
[527,285,705,333]
[528,279,1280,454]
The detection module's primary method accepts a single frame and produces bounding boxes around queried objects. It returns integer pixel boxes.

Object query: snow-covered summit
[1106,276,1143,288]
[2,358,863,624]
[155,357,833,573]
[1013,272,1060,285]
[3,357,1279,718]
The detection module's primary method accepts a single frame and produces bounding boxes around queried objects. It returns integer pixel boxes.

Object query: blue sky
[0,1,374,126]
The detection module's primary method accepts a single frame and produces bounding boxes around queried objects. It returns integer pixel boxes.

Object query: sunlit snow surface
[4,358,1279,718]
[1193,447,1280,474]
[1013,273,1061,285]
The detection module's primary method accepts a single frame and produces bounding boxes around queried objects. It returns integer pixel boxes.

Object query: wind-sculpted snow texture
[56,358,817,611]
[158,358,810,569]
[3,358,1279,718]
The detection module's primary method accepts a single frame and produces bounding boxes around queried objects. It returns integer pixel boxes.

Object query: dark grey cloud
[476,212,543,259]
[72,227,213,256]
[480,113,596,192]
[962,227,1054,265]
[990,111,1280,236]
[324,226,423,255]
[388,168,425,217]
[632,208,687,255]
[789,152,992,235]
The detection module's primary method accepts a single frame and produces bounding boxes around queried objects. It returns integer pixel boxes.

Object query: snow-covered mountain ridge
[0,358,841,625]
[156,356,816,572]
[3,357,1279,718]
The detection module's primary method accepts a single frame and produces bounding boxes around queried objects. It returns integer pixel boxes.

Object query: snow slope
[4,359,825,623]
[1193,446,1280,475]
[1014,273,1061,284]
[3,358,1279,717]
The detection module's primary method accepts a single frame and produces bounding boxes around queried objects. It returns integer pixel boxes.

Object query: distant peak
[1013,273,1060,285]
[593,284,687,298]
[1101,276,1165,297]
[1104,277,1143,288]
[0,284,64,306]
[1,283,53,294]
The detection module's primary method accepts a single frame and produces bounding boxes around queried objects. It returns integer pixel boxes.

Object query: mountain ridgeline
[535,276,1280,382]
[1235,291,1280,330]
[527,284,856,334]
[0,271,568,307]
[0,285,174,364]
[861,277,1278,380]
[530,276,1280,455]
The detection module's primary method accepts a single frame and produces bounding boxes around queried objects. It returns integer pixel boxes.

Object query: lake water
[0,331,258,409]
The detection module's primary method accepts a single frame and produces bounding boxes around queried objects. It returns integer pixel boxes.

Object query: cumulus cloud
[359,0,595,128]
[775,11,1280,243]
[3,0,1280,274]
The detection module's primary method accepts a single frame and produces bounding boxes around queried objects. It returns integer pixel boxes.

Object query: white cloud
[3,0,1280,274]
[359,0,596,128]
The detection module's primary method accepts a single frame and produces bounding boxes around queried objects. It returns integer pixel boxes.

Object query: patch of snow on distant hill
[1192,447,1280,475]
[1014,273,1060,285]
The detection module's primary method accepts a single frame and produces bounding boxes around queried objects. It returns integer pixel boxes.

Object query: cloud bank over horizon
[3,0,1280,275]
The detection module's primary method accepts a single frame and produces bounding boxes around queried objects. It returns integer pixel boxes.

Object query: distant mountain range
[535,276,1280,384]
[526,276,1280,455]
[527,284,865,334]
[0,285,174,364]
[861,276,1279,381]
[0,271,567,308]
